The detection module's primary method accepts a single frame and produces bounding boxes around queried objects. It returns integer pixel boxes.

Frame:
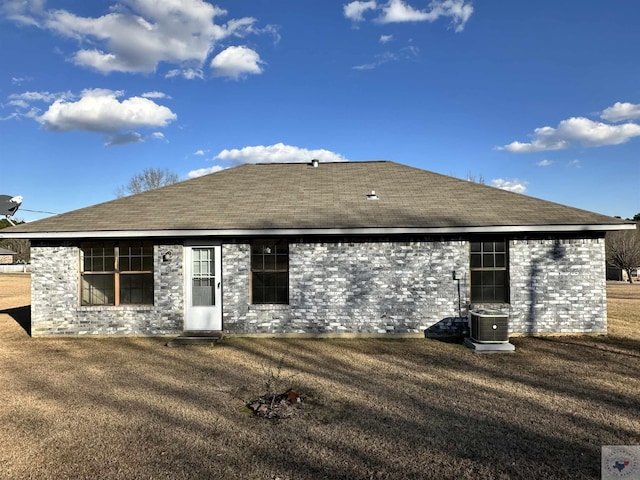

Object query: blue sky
[1,0,639,222]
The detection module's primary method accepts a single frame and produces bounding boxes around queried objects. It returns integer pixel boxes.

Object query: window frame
[250,239,289,305]
[80,240,154,306]
[469,238,509,304]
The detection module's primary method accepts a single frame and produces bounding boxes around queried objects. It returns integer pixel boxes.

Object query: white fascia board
[1,223,634,239]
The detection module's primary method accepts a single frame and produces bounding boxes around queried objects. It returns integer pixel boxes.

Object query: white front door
[184,244,222,331]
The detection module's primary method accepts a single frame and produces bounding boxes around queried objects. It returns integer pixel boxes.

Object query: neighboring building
[0,161,635,336]
[606,265,639,282]
[0,247,17,264]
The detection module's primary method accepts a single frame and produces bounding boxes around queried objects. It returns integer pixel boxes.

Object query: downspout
[453,270,462,319]
[454,270,469,337]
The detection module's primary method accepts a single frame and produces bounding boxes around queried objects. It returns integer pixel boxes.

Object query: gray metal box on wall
[469,310,509,343]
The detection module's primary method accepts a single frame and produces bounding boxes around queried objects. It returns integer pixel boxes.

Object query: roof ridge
[251,160,391,166]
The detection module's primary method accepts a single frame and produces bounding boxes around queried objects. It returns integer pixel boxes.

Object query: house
[606,265,639,283]
[0,160,635,337]
[0,247,17,264]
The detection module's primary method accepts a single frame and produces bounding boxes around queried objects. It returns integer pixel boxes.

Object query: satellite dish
[0,194,23,226]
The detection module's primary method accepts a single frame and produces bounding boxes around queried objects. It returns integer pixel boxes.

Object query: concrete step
[464,337,515,353]
[166,331,223,347]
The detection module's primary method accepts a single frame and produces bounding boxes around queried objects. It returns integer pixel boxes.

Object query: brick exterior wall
[221,242,252,330]
[222,239,470,334]
[31,241,78,334]
[29,235,607,336]
[30,241,183,335]
[507,237,607,334]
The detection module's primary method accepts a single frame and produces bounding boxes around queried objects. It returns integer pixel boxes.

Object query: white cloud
[32,89,177,146]
[491,178,527,194]
[379,34,393,43]
[379,0,434,22]
[344,1,378,22]
[4,90,176,144]
[567,159,581,168]
[182,69,205,80]
[345,0,473,31]
[353,52,398,70]
[187,143,349,178]
[5,90,75,120]
[187,165,226,178]
[402,45,419,56]
[8,90,74,105]
[499,117,640,153]
[536,159,553,167]
[45,1,228,73]
[164,68,204,80]
[5,0,274,76]
[0,113,20,121]
[601,102,640,123]
[193,150,206,156]
[37,88,177,133]
[141,91,169,99]
[1,0,44,26]
[353,46,417,70]
[210,46,264,80]
[214,143,349,164]
[11,76,28,85]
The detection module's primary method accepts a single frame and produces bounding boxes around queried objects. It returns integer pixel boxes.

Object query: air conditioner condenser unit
[469,309,509,343]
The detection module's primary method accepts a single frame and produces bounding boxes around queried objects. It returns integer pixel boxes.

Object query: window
[251,239,288,304]
[470,239,508,303]
[80,241,154,306]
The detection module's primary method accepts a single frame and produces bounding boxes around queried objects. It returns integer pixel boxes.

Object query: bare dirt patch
[0,275,638,479]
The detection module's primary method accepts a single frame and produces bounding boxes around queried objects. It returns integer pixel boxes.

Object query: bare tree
[606,225,640,283]
[116,168,179,197]
[0,219,30,262]
[0,238,30,262]
[466,172,486,185]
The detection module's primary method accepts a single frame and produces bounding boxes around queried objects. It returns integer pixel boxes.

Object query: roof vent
[366,190,379,200]
[311,159,319,168]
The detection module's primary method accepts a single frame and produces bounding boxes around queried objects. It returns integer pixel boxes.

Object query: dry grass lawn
[0,274,638,479]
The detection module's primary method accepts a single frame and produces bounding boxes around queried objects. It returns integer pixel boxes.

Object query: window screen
[470,239,508,303]
[80,241,154,306]
[251,239,289,304]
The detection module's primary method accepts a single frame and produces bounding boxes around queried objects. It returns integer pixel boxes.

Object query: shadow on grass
[0,305,31,336]
[583,334,640,356]
[2,333,638,479]
[224,337,621,479]
[531,335,640,359]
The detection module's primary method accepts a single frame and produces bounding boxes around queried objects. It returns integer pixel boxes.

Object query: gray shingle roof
[1,161,631,238]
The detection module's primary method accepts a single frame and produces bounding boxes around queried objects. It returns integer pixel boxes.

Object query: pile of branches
[246,389,304,419]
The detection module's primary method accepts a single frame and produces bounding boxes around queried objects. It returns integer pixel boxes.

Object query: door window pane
[192,278,215,306]
[192,248,215,306]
